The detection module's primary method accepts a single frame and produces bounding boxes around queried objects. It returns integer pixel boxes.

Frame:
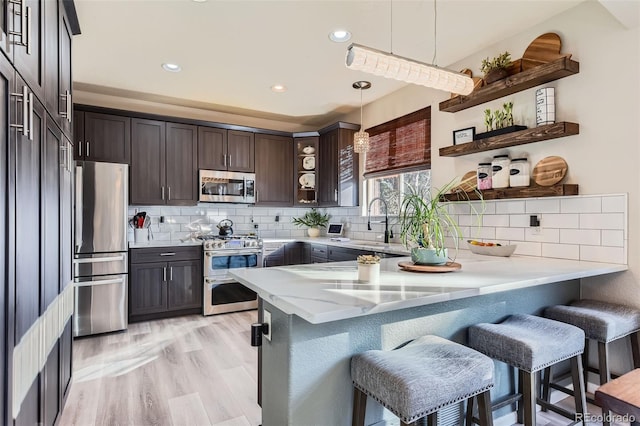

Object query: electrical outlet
[275,215,280,222]
[263,310,272,341]
[254,223,259,229]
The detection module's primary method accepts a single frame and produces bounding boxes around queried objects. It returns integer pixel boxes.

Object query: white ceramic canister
[477,163,492,190]
[491,155,510,188]
[509,158,530,187]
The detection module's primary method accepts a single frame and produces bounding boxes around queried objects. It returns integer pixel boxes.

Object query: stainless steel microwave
[199,170,256,203]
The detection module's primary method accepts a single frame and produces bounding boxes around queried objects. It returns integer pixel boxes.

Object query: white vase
[307,227,320,238]
[358,263,380,283]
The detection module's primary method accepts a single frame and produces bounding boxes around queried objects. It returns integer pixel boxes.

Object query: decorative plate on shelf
[302,146,315,154]
[299,173,315,189]
[302,156,315,170]
[467,241,517,257]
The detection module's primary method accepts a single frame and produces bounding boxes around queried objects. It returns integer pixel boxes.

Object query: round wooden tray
[398,261,461,273]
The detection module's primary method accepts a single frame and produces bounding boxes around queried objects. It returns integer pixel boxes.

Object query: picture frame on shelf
[453,127,475,145]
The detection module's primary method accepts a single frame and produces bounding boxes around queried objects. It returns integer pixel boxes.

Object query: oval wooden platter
[532,156,568,186]
[522,32,572,70]
[451,171,477,193]
[398,261,461,273]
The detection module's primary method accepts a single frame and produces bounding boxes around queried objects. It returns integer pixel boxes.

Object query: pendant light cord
[432,0,437,65]
[360,88,364,130]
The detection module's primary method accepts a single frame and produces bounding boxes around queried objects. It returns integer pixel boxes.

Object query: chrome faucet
[367,197,391,244]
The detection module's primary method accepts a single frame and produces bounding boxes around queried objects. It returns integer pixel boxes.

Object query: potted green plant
[480,51,512,84]
[292,208,330,237]
[398,180,482,265]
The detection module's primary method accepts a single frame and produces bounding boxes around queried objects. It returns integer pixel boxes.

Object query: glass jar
[491,155,510,188]
[477,163,492,190]
[509,158,530,187]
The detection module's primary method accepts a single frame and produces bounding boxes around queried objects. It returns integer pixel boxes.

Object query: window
[366,169,431,216]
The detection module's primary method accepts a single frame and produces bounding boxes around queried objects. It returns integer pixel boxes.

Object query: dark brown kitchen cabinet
[13,0,46,101]
[130,119,197,206]
[255,133,293,206]
[130,246,202,322]
[74,110,131,163]
[43,115,61,310]
[317,123,359,207]
[198,127,255,172]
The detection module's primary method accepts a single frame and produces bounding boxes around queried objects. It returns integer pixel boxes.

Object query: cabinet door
[318,129,338,207]
[167,260,202,311]
[58,1,73,138]
[197,126,227,170]
[255,134,293,206]
[59,320,72,403]
[165,122,197,206]
[42,341,60,426]
[73,109,83,159]
[130,262,168,316]
[13,0,45,100]
[43,117,61,310]
[130,118,165,205]
[227,130,255,172]
[14,78,45,342]
[336,128,358,207]
[83,112,131,163]
[59,136,73,289]
[44,0,59,119]
[284,242,304,265]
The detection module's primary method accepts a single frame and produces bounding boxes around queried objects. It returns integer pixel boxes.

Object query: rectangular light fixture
[346,43,474,96]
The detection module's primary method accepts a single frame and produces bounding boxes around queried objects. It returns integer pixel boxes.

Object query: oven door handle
[205,250,262,256]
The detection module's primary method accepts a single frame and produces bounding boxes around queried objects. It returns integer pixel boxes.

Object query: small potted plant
[357,254,381,283]
[292,208,330,237]
[480,51,512,84]
[398,180,482,265]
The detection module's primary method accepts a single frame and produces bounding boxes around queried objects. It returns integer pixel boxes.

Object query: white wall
[346,1,640,307]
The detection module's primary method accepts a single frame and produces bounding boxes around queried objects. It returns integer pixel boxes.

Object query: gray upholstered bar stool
[351,335,495,426]
[468,314,587,426]
[545,300,640,390]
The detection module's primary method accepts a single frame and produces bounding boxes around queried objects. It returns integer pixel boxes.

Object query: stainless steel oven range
[201,235,262,315]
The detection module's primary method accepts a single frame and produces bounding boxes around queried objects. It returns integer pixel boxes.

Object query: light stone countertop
[128,239,203,249]
[229,255,627,324]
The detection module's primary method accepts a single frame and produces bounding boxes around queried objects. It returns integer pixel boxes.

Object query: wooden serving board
[451,171,477,193]
[532,156,568,186]
[398,261,461,273]
[522,33,572,70]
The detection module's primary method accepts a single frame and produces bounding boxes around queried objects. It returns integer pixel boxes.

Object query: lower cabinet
[263,242,401,266]
[129,247,202,322]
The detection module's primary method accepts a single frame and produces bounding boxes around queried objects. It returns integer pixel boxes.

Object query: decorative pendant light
[353,81,371,154]
[345,0,473,95]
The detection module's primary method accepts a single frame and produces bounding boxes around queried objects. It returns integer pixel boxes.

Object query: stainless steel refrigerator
[73,162,128,337]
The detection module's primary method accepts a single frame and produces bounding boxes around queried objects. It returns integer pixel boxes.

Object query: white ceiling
[73,0,585,127]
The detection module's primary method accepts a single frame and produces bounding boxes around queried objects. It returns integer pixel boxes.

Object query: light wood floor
[59,311,261,426]
[59,312,628,426]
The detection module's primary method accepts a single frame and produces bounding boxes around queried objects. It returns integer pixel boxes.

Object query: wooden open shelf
[439,57,579,113]
[439,122,579,157]
[440,183,578,201]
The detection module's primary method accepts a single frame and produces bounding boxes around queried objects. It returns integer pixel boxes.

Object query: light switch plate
[263,310,272,341]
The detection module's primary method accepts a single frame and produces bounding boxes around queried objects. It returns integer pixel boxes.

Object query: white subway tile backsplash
[541,214,579,229]
[560,229,601,246]
[542,243,580,260]
[495,200,526,214]
[513,241,542,257]
[580,246,625,264]
[448,203,471,215]
[524,227,559,243]
[579,213,624,230]
[601,230,624,247]
[525,199,560,213]
[510,214,531,228]
[474,201,494,215]
[601,195,626,213]
[483,215,510,227]
[561,197,601,213]
[457,215,473,227]
[496,227,525,241]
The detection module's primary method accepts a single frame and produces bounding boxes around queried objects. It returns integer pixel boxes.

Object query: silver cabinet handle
[163,266,167,282]
[78,142,82,157]
[161,186,165,200]
[9,86,29,137]
[75,277,125,288]
[28,91,33,141]
[256,190,259,203]
[168,186,171,201]
[60,145,67,169]
[169,267,173,281]
[26,6,31,54]
[160,252,175,257]
[68,92,72,123]
[74,254,126,264]
[60,90,72,122]
[86,142,89,157]
[8,0,26,49]
[334,189,338,202]
[223,154,227,167]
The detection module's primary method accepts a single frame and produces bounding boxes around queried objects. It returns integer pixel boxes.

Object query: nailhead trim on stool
[351,335,494,425]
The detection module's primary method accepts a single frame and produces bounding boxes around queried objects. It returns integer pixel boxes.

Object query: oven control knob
[204,241,210,250]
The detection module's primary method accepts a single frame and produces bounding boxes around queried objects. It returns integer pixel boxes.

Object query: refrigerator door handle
[74,254,126,264]
[74,277,125,287]
[75,164,83,252]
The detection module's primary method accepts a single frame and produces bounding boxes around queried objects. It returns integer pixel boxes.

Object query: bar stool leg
[521,371,536,426]
[570,355,587,422]
[425,413,437,426]
[352,387,367,426]
[598,341,611,384]
[631,331,640,369]
[476,390,494,426]
[582,338,590,387]
[516,369,524,424]
[465,395,475,426]
[541,366,552,412]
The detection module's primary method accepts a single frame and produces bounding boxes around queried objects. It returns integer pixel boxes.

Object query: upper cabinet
[73,110,131,163]
[255,134,293,206]
[317,123,359,207]
[12,0,45,100]
[130,118,197,206]
[197,127,254,172]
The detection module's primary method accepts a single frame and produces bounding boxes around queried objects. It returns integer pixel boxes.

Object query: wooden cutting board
[451,171,477,193]
[398,261,461,273]
[532,156,568,186]
[522,33,572,70]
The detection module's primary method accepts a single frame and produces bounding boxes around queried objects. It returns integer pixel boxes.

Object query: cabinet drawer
[131,246,201,263]
[310,244,327,258]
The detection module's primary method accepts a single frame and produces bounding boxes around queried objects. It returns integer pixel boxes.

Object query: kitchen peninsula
[230,255,627,426]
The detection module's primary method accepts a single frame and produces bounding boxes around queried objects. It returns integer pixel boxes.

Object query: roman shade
[364,107,431,178]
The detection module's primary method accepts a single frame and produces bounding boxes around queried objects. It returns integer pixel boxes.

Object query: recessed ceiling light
[162,63,181,72]
[192,0,207,2]
[271,84,287,93]
[329,30,351,43]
